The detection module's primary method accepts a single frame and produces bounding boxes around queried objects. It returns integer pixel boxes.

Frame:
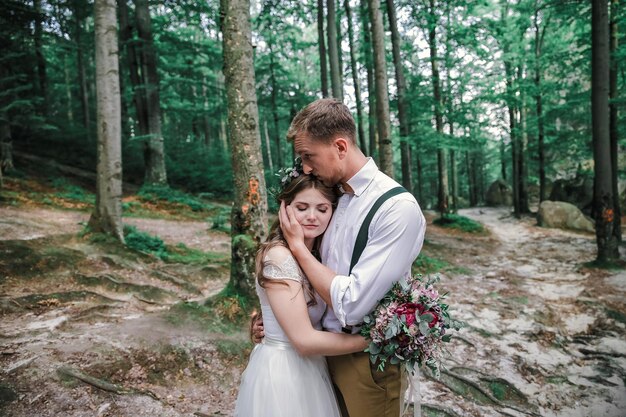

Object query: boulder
[485,179,512,207]
[538,201,595,233]
[548,176,593,214]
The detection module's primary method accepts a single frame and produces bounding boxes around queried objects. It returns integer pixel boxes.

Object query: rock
[548,176,593,214]
[537,201,595,232]
[485,179,512,207]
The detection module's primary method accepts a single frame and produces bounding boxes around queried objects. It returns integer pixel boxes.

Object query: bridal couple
[234,98,426,417]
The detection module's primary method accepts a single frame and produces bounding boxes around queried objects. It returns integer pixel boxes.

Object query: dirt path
[426,207,626,417]
[0,206,229,252]
[1,205,625,417]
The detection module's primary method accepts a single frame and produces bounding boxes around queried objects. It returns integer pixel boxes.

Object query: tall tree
[318,0,329,97]
[34,0,47,110]
[609,0,621,242]
[222,0,269,298]
[369,0,393,176]
[327,0,343,100]
[344,0,366,152]
[134,0,167,185]
[386,0,411,191]
[533,3,548,202]
[89,0,124,242]
[73,0,91,142]
[428,0,448,215]
[360,0,375,158]
[591,0,619,262]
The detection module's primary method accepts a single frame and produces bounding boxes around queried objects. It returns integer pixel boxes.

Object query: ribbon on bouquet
[401,368,421,417]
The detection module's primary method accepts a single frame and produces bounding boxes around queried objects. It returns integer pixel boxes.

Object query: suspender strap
[349,186,407,274]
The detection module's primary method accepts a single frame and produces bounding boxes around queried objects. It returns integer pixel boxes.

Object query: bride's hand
[250,310,264,344]
[279,201,306,253]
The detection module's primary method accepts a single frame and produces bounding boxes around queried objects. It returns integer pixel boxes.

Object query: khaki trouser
[327,351,402,417]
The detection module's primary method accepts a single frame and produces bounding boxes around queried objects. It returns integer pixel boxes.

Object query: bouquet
[360,275,462,376]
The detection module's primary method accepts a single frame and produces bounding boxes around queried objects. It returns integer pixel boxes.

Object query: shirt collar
[341,157,378,197]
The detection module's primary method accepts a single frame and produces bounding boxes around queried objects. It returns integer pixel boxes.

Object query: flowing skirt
[234,338,341,417]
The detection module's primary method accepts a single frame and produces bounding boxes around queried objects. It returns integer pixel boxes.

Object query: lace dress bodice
[256,253,326,343]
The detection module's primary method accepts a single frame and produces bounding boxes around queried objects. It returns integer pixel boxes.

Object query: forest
[0,0,625,416]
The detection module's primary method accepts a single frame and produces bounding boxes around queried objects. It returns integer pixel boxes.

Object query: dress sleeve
[262,247,305,283]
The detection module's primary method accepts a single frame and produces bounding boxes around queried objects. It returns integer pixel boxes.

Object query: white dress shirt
[320,158,426,333]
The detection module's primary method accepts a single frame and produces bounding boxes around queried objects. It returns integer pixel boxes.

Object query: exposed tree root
[57,366,159,401]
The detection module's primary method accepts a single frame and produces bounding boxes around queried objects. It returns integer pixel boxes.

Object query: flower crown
[275,156,304,191]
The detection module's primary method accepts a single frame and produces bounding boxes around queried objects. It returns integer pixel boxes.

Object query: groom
[270,98,425,417]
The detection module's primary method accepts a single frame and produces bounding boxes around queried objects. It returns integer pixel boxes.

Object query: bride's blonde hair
[256,174,340,306]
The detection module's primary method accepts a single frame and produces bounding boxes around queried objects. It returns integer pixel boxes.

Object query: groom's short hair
[287,98,356,145]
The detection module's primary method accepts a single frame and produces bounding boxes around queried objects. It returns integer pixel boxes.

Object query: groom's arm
[279,201,335,306]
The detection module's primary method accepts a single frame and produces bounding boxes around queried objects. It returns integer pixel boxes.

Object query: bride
[234,172,367,417]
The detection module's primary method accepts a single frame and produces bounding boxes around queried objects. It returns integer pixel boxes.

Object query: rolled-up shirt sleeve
[329,198,426,327]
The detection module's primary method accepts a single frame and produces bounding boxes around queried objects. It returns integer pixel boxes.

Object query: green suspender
[348,186,408,274]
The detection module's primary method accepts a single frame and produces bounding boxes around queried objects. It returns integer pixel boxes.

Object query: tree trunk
[428,0,447,215]
[222,0,269,298]
[466,150,477,207]
[400,140,412,192]
[500,139,506,180]
[369,0,393,177]
[360,0,374,158]
[344,0,367,152]
[317,0,329,98]
[518,66,530,214]
[34,0,47,111]
[268,37,282,169]
[202,83,212,148]
[89,0,124,242]
[386,0,410,190]
[135,0,167,185]
[64,55,74,123]
[386,0,408,138]
[591,0,619,262]
[263,119,274,173]
[609,0,622,242]
[534,7,547,202]
[415,151,423,204]
[450,147,457,213]
[119,0,147,142]
[74,0,91,142]
[327,0,343,100]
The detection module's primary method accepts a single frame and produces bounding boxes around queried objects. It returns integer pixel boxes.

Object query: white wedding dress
[234,254,341,417]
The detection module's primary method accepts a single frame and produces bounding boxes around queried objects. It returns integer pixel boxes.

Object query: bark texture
[89,0,124,242]
[222,0,269,298]
[591,0,619,262]
[327,0,343,100]
[369,0,393,177]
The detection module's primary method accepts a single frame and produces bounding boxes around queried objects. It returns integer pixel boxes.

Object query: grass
[413,254,451,275]
[433,213,485,234]
[138,184,210,212]
[123,225,228,266]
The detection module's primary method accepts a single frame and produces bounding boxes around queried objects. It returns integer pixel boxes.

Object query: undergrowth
[433,213,485,234]
[138,184,209,212]
[123,225,228,265]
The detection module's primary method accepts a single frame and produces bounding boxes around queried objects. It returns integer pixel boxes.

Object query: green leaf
[420,313,434,323]
[419,321,430,336]
[369,342,382,355]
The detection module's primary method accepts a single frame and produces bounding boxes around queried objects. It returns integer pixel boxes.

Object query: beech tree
[222,0,268,298]
[89,0,124,242]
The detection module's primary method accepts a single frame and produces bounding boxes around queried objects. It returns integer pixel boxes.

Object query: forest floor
[1,171,626,417]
